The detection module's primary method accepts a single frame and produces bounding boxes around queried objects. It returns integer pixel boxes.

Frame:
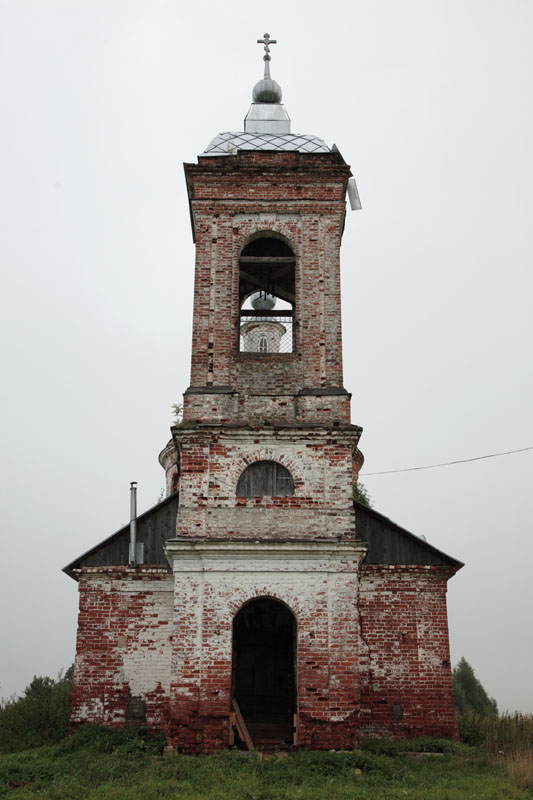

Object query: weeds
[507,751,533,790]
[362,735,468,756]
[458,711,533,757]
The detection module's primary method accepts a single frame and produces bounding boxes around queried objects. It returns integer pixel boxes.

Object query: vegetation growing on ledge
[353,480,372,507]
[171,403,183,426]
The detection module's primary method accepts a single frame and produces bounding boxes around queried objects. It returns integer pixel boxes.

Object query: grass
[0,727,531,799]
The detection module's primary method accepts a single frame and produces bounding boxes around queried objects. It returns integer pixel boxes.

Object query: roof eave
[354,499,464,571]
[62,493,179,581]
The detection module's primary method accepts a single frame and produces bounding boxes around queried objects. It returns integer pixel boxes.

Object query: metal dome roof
[203,131,331,156]
[202,34,331,157]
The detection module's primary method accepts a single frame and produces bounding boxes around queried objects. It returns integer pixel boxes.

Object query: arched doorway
[232,597,297,747]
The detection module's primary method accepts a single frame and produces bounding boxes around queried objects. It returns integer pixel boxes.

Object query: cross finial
[250,33,283,104]
[257,33,277,79]
[257,33,277,62]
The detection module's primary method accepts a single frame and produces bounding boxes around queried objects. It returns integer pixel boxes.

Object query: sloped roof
[62,493,179,580]
[63,493,462,581]
[203,131,331,156]
[354,500,463,570]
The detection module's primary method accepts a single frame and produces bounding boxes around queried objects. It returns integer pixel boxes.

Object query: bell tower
[162,35,366,752]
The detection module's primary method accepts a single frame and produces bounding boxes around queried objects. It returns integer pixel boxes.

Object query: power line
[361,446,533,476]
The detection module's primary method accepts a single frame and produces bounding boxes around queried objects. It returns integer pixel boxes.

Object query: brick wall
[70,567,173,730]
[183,151,352,428]
[357,565,459,740]
[173,427,360,541]
[69,562,458,747]
[165,540,365,753]
[159,439,178,496]
[183,389,351,428]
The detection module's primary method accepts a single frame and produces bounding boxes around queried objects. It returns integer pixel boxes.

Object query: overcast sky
[1,0,532,714]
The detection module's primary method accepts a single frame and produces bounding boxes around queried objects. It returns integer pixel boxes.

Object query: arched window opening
[232,598,297,746]
[236,460,294,497]
[239,235,295,354]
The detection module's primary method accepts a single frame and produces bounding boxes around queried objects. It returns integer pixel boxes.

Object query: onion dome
[252,77,282,104]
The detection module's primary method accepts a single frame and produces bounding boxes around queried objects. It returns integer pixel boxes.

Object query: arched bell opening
[238,234,296,354]
[231,597,297,748]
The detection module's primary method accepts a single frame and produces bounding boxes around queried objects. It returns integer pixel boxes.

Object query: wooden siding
[63,494,179,578]
[354,501,463,569]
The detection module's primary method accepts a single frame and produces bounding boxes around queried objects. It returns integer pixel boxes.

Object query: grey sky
[1,0,532,714]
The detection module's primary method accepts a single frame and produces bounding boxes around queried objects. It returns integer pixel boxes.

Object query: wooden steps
[229,700,298,751]
[247,722,292,748]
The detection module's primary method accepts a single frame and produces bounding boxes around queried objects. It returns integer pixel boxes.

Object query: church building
[64,36,462,752]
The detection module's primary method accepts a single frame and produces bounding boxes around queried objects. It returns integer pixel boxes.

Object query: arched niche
[236,460,294,497]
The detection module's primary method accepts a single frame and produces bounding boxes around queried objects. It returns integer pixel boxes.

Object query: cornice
[164,537,366,573]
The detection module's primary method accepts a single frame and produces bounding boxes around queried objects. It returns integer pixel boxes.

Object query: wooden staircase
[229,699,298,752]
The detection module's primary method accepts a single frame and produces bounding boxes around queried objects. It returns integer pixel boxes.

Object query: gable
[62,493,179,580]
[354,500,463,570]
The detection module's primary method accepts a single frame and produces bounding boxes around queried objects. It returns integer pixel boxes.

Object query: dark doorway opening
[232,597,297,748]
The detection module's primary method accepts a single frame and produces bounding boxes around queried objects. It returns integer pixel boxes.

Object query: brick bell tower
[161,35,366,752]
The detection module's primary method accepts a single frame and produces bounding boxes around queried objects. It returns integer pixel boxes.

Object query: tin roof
[202,34,332,157]
[203,131,331,156]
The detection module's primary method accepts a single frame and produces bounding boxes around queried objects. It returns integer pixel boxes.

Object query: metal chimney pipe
[129,481,138,568]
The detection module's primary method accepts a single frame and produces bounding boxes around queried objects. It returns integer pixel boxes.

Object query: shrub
[56,724,165,756]
[288,748,390,777]
[353,481,372,507]
[361,736,466,756]
[0,668,73,753]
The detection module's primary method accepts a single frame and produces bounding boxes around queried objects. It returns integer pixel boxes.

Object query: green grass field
[1,727,531,799]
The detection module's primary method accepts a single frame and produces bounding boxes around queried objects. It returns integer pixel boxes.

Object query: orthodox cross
[257,33,277,79]
[257,33,277,61]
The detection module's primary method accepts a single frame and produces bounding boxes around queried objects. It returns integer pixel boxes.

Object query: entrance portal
[232,598,296,747]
